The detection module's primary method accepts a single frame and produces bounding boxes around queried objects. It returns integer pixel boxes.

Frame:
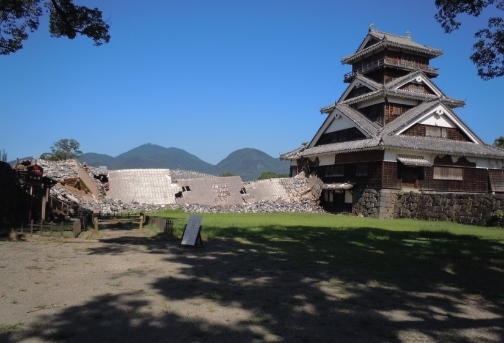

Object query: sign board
[27,165,43,186]
[180,215,203,247]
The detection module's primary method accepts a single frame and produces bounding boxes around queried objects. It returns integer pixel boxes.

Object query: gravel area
[1,234,503,343]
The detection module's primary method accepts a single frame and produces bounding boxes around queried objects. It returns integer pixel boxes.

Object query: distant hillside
[78,144,288,181]
[78,153,116,167]
[216,148,289,181]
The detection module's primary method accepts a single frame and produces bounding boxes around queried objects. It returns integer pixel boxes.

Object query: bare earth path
[0,233,503,343]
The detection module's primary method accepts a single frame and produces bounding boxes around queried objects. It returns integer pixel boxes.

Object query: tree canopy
[494,136,504,149]
[257,172,289,180]
[40,138,83,161]
[0,0,110,55]
[435,0,504,80]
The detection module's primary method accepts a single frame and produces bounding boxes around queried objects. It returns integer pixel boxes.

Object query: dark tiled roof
[301,138,381,157]
[337,75,383,102]
[337,70,464,108]
[280,146,305,160]
[340,89,438,106]
[335,104,381,135]
[381,135,504,159]
[382,100,483,144]
[342,29,443,64]
[299,135,504,160]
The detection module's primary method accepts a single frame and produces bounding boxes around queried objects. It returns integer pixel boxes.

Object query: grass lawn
[154,209,504,241]
[154,210,504,298]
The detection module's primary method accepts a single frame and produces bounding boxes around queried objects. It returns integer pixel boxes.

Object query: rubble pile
[37,159,79,181]
[84,165,108,198]
[51,184,81,204]
[15,158,326,216]
[170,169,216,181]
[181,200,326,214]
[78,199,325,215]
[79,198,175,214]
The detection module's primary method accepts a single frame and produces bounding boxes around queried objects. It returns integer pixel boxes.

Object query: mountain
[77,153,116,167]
[78,144,289,181]
[216,148,289,181]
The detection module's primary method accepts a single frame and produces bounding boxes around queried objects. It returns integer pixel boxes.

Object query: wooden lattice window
[356,164,368,176]
[426,126,447,138]
[433,167,463,180]
[326,165,344,177]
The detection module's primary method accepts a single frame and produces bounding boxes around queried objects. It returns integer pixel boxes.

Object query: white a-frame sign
[180,214,204,248]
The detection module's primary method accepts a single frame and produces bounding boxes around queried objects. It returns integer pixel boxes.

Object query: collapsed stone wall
[352,188,504,227]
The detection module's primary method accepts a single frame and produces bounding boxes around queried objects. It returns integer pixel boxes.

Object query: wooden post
[94,217,98,234]
[30,220,33,237]
[60,222,64,237]
[139,215,143,232]
[40,221,43,236]
[41,187,49,223]
[50,221,53,237]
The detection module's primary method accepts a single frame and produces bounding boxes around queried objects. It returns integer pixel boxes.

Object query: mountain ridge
[78,144,289,181]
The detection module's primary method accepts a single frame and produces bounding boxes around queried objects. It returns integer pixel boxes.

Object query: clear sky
[2,0,503,165]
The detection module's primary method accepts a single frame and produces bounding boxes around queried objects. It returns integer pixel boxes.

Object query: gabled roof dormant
[338,74,383,102]
[296,99,504,160]
[334,71,465,108]
[384,100,482,143]
[342,28,443,64]
[309,104,379,149]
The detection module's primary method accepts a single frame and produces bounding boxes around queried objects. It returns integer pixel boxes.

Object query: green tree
[257,172,289,180]
[435,0,504,80]
[0,0,110,55]
[221,172,235,177]
[40,138,83,161]
[494,136,504,148]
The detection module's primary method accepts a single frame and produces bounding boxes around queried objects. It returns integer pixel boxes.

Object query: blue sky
[2,0,503,164]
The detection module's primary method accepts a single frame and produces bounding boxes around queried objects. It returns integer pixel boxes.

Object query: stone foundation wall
[351,189,399,219]
[352,188,504,227]
[394,192,504,227]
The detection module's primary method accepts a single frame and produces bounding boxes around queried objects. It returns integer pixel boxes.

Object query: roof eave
[341,42,443,65]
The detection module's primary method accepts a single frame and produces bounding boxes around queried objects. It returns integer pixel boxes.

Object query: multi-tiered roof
[281,27,504,162]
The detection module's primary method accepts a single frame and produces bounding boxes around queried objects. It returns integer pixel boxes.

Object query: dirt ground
[0,229,503,343]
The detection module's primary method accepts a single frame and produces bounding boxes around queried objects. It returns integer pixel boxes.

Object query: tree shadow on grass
[2,226,504,342]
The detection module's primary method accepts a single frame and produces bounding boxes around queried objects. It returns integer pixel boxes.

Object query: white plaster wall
[325,114,355,132]
[384,150,436,164]
[318,155,335,166]
[419,112,455,128]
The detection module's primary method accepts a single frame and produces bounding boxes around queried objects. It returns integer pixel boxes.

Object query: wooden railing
[344,58,439,81]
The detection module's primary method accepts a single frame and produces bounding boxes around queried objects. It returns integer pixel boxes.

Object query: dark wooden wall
[382,161,401,188]
[384,103,414,124]
[401,124,471,142]
[316,128,366,146]
[347,86,373,100]
[317,162,382,189]
[419,167,488,192]
[334,150,384,164]
[354,103,413,125]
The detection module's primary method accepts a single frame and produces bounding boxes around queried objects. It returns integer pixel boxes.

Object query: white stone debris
[16,159,325,215]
